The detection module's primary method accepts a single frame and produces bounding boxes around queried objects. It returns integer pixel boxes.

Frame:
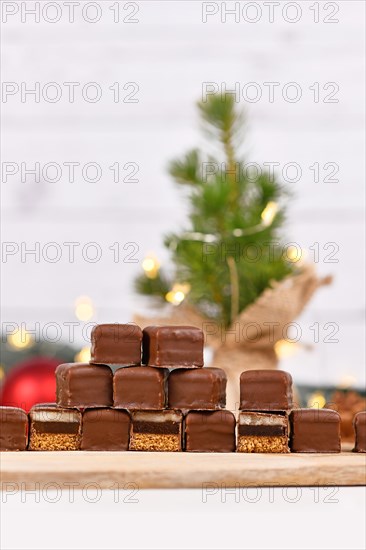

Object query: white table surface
[1,487,365,549]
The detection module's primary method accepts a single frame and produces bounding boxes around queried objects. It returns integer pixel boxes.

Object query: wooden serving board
[1,451,365,489]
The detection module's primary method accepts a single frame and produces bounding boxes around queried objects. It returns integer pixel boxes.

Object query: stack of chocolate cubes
[1,323,365,454]
[238,370,342,453]
[2,324,235,452]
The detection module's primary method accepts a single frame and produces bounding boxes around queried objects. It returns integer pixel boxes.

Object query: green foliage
[134,271,171,300]
[135,94,294,327]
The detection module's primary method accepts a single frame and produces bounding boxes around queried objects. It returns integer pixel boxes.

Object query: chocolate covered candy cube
[290,408,341,453]
[114,366,167,410]
[29,403,81,451]
[81,408,131,451]
[185,410,236,452]
[130,410,182,451]
[353,411,366,453]
[240,370,293,411]
[91,323,142,366]
[0,407,28,451]
[237,411,289,453]
[142,326,204,368]
[168,367,226,410]
[56,363,113,408]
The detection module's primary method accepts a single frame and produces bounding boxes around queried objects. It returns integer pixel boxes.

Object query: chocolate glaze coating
[56,363,113,409]
[81,408,131,451]
[0,407,28,451]
[90,323,142,366]
[290,408,341,453]
[168,368,226,410]
[114,366,167,410]
[353,411,366,453]
[185,410,236,452]
[240,370,293,411]
[142,326,204,368]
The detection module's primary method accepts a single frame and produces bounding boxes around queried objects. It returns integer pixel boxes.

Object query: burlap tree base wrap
[134,264,332,413]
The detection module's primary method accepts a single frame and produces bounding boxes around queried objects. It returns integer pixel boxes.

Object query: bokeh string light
[307,392,327,409]
[141,256,160,279]
[7,328,34,350]
[74,347,91,363]
[74,296,94,321]
[169,201,280,249]
[274,339,299,359]
[165,284,191,306]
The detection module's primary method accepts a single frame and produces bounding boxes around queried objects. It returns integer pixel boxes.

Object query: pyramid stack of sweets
[0,324,234,452]
[0,323,365,454]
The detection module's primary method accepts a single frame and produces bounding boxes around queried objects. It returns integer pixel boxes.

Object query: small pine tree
[135,94,294,327]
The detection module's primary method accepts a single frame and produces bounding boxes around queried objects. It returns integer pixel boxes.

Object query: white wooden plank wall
[1,1,365,386]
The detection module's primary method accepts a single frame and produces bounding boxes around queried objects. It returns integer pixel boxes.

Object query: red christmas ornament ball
[0,357,60,412]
